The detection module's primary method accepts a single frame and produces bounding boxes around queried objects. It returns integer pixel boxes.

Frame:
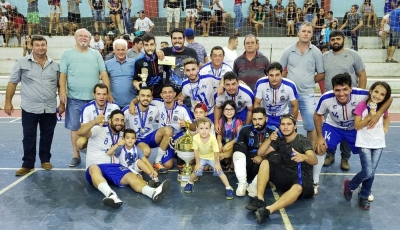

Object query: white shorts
[186,9,198,18]
[50,5,61,14]
[167,7,181,23]
[384,24,390,33]
[288,20,294,25]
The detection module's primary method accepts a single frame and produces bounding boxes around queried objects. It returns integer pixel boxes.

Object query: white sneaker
[103,192,123,208]
[152,179,171,203]
[236,183,248,196]
[247,182,257,198]
[358,186,374,202]
[313,183,319,195]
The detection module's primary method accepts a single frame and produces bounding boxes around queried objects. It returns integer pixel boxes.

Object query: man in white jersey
[214,71,254,133]
[199,46,232,77]
[180,57,221,122]
[313,73,392,196]
[123,87,173,174]
[159,84,193,169]
[77,83,120,151]
[223,36,239,69]
[77,110,171,208]
[254,62,299,128]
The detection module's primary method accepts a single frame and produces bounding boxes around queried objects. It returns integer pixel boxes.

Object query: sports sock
[98,182,112,197]
[155,148,165,163]
[142,185,156,198]
[313,154,326,184]
[233,152,247,184]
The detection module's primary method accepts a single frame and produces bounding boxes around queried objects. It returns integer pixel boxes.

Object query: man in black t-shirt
[246,114,317,224]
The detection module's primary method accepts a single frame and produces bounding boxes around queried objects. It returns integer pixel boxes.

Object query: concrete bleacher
[0,36,399,112]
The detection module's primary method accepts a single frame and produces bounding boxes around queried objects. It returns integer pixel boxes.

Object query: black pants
[214,10,223,35]
[22,109,57,168]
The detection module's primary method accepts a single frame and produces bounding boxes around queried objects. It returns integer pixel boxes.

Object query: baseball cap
[194,103,207,113]
[184,28,195,37]
[137,10,145,14]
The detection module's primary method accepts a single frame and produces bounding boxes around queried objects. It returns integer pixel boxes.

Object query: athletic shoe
[153,163,168,174]
[148,180,161,188]
[226,188,234,200]
[357,186,374,202]
[41,162,53,170]
[152,179,171,203]
[343,179,353,201]
[390,59,398,63]
[247,182,257,198]
[255,207,271,223]
[236,183,248,197]
[313,183,319,195]
[69,157,81,167]
[359,197,370,210]
[184,183,193,194]
[103,192,123,208]
[15,167,34,176]
[245,197,266,211]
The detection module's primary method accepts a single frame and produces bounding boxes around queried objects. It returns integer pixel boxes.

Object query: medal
[140,128,146,134]
[137,105,149,135]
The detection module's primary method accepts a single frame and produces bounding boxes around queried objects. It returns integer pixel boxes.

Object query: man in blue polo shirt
[386,2,400,63]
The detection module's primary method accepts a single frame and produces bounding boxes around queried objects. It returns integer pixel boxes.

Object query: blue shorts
[92,10,105,22]
[389,30,400,47]
[207,113,214,123]
[194,158,224,177]
[297,94,316,131]
[136,130,158,148]
[65,98,91,131]
[267,115,280,128]
[164,131,185,164]
[322,123,360,154]
[85,164,131,187]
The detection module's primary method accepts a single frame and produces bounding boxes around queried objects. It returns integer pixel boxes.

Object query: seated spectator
[286,0,297,14]
[286,6,296,36]
[122,34,132,49]
[0,1,11,14]
[101,21,120,53]
[262,0,274,27]
[90,32,105,55]
[160,41,169,48]
[303,0,318,23]
[251,5,265,37]
[108,0,123,33]
[0,10,8,46]
[274,0,285,27]
[7,9,24,47]
[249,0,261,26]
[126,36,144,60]
[295,7,304,33]
[22,35,32,56]
[134,10,154,34]
[362,0,377,27]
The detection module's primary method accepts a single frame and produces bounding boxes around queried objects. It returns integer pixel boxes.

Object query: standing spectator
[105,39,136,109]
[223,36,238,69]
[212,0,225,36]
[303,0,318,23]
[0,10,7,46]
[185,0,198,29]
[22,35,32,56]
[199,46,232,77]
[251,5,265,37]
[325,10,338,25]
[134,10,155,33]
[108,0,123,34]
[122,34,132,49]
[296,7,304,33]
[286,6,296,37]
[184,28,208,66]
[164,0,182,36]
[7,9,23,47]
[380,13,390,49]
[249,0,261,26]
[312,8,326,47]
[59,28,112,167]
[362,0,377,28]
[279,22,324,147]
[262,0,273,27]
[48,0,62,37]
[121,0,133,35]
[67,0,81,36]
[233,34,269,90]
[88,0,106,33]
[386,2,400,63]
[90,31,104,55]
[0,0,10,13]
[274,0,285,27]
[200,0,212,37]
[286,0,297,14]
[233,0,245,36]
[27,0,40,36]
[101,21,120,53]
[4,35,64,176]
[126,37,144,60]
[384,0,396,15]
[339,5,363,51]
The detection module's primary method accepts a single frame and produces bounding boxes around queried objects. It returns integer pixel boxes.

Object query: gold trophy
[139,67,149,87]
[169,121,194,186]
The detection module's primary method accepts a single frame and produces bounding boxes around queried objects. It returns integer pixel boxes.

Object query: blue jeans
[348,148,383,199]
[305,14,314,23]
[234,4,243,30]
[342,29,359,51]
[297,94,316,131]
[122,8,133,34]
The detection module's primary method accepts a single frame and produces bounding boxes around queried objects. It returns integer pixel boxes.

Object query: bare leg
[49,13,54,34]
[167,22,171,33]
[76,137,88,150]
[89,165,107,187]
[256,160,270,200]
[71,130,80,159]
[137,160,152,175]
[266,184,303,213]
[307,130,317,147]
[155,127,173,150]
[137,142,151,158]
[120,172,147,192]
[219,173,231,187]
[94,21,99,32]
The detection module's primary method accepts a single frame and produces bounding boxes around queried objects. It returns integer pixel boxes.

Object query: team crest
[149,117,153,122]
[280,96,285,101]
[238,101,243,107]
[143,62,148,67]
[250,132,254,136]
[173,116,179,121]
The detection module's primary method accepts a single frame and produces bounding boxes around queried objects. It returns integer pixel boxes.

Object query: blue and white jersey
[80,101,120,123]
[114,145,145,173]
[198,62,232,79]
[181,74,220,114]
[86,125,123,169]
[254,77,299,116]
[122,104,159,138]
[316,88,369,130]
[159,102,193,136]
[215,83,254,113]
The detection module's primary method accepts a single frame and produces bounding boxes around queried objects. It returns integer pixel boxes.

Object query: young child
[217,100,243,172]
[343,82,391,210]
[184,117,235,200]
[322,21,338,44]
[107,129,160,186]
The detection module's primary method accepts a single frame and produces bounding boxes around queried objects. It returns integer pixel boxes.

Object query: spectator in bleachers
[0,10,8,47]
[22,35,32,56]
[0,0,10,13]
[303,0,318,23]
[233,0,245,36]
[223,36,238,69]
[88,0,106,33]
[108,0,123,34]
[251,5,265,37]
[312,8,326,48]
[212,0,225,36]
[386,2,400,63]
[339,4,363,51]
[7,9,23,47]
[134,10,155,34]
[249,0,261,27]
[102,21,120,53]
[286,6,296,37]
[380,13,390,49]
[27,0,39,36]
[362,0,377,28]
[233,34,269,90]
[296,7,304,33]
[200,0,212,37]
[325,10,338,24]
[185,0,198,30]
[261,0,273,27]
[126,37,144,59]
[184,28,208,66]
[122,34,132,49]
[48,0,62,37]
[286,0,297,14]
[274,0,285,27]
[164,0,182,36]
[67,0,81,36]
[384,0,396,15]
[160,41,169,48]
[121,0,134,35]
[90,31,104,55]
[322,21,337,44]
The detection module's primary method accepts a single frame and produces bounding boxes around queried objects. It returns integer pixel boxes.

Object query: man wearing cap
[184,28,208,67]
[134,10,155,33]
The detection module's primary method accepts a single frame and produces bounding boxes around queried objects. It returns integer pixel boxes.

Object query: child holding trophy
[184,117,235,200]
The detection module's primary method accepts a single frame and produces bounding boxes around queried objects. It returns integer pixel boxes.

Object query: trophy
[169,121,194,186]
[139,67,149,87]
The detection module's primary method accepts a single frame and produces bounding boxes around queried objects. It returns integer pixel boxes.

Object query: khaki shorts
[167,7,181,23]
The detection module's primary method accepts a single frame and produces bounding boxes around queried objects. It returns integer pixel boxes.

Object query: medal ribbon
[137,104,149,131]
[165,102,177,125]
[95,102,108,116]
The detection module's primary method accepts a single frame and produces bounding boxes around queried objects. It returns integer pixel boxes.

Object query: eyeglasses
[280,114,297,122]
